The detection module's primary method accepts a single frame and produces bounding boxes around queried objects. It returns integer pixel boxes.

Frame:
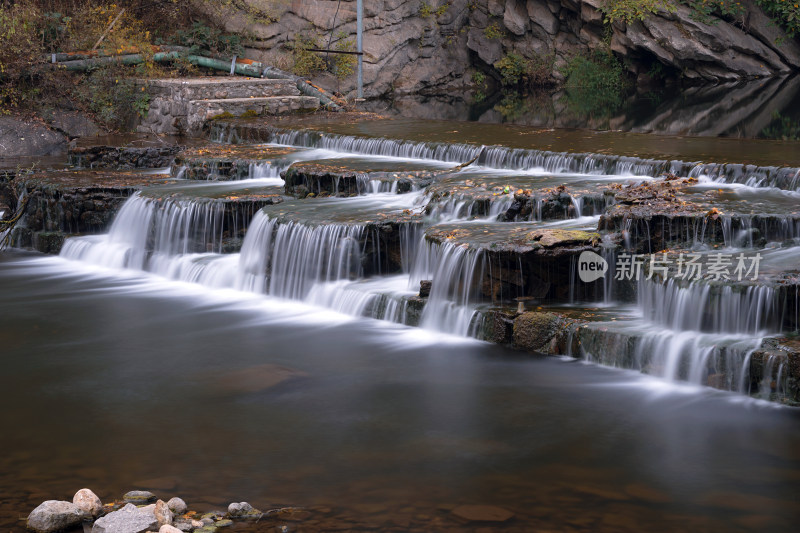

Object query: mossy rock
[512,311,562,352]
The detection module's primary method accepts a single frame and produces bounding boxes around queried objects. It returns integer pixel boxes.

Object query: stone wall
[136,78,305,135]
[194,0,800,99]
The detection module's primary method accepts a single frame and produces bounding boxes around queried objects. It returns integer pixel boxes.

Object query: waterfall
[409,239,484,336]
[213,123,800,190]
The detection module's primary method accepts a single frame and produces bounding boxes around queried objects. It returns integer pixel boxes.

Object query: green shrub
[495,52,555,88]
[331,32,357,81]
[76,66,149,129]
[174,21,244,57]
[290,31,326,77]
[0,2,45,111]
[483,22,504,39]
[563,50,625,91]
[562,50,628,119]
[756,0,800,38]
[495,53,527,86]
[601,0,676,23]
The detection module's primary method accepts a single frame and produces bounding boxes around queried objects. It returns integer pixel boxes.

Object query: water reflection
[369,76,800,139]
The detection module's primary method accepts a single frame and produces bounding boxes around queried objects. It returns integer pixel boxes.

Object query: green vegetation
[174,21,244,57]
[420,2,450,18]
[494,52,556,88]
[600,0,676,23]
[756,0,800,38]
[0,2,44,110]
[562,50,628,119]
[332,32,357,81]
[495,53,527,86]
[601,0,746,24]
[76,67,150,128]
[483,22,504,39]
[290,31,327,77]
[761,111,800,140]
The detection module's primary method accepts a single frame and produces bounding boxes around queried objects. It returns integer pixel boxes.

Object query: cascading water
[51,122,800,402]
[409,239,484,336]
[213,123,800,190]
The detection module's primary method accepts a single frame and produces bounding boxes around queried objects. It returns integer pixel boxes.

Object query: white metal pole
[357,0,363,98]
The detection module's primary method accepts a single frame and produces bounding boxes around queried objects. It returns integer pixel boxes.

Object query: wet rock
[70,145,181,170]
[166,498,187,515]
[10,169,173,254]
[154,500,173,526]
[213,519,233,528]
[480,309,515,344]
[450,504,514,523]
[599,177,800,250]
[27,500,86,533]
[750,337,800,403]
[171,519,193,532]
[73,488,103,517]
[92,503,159,533]
[227,502,260,518]
[419,280,432,298]
[123,491,157,505]
[425,223,602,301]
[172,145,301,181]
[513,312,563,352]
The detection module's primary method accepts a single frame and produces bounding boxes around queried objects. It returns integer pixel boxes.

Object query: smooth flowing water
[3,110,800,531]
[1,251,799,533]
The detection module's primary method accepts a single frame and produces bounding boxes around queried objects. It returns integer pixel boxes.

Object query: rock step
[145,78,300,100]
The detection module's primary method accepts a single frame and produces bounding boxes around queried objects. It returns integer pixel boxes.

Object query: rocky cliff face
[195,0,800,98]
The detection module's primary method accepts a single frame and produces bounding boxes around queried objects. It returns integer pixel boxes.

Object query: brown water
[271,115,800,167]
[1,251,799,532]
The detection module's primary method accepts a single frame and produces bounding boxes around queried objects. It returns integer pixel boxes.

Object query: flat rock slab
[282,159,453,197]
[425,223,599,255]
[600,178,800,249]
[92,503,158,533]
[425,222,602,301]
[15,169,175,192]
[172,145,304,180]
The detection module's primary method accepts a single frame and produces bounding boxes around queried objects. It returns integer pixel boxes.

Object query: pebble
[167,497,187,515]
[124,490,157,504]
[159,526,183,533]
[73,488,103,517]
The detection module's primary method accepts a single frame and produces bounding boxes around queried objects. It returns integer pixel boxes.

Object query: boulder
[92,503,159,533]
[503,0,529,36]
[513,311,563,351]
[27,500,86,533]
[0,116,67,157]
[528,0,559,35]
[73,488,103,517]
